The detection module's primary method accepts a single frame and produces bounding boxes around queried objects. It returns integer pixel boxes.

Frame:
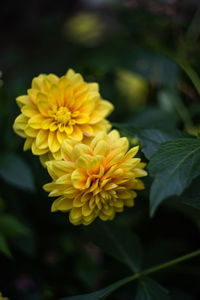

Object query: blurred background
[1,0,200,299]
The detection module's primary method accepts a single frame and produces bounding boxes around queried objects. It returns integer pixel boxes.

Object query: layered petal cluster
[43,130,147,225]
[13,69,113,161]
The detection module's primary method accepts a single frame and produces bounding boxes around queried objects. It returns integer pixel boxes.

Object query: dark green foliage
[0,153,35,191]
[148,138,200,216]
[86,221,142,272]
[1,1,200,300]
[135,277,170,300]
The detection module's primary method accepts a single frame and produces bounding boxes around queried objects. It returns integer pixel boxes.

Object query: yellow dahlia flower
[13,69,113,161]
[43,130,147,225]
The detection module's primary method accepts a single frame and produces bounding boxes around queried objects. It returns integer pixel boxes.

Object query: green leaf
[0,234,12,258]
[135,277,171,300]
[0,153,35,191]
[181,176,200,209]
[0,214,30,237]
[113,122,189,159]
[59,275,133,300]
[148,138,200,216]
[86,221,142,272]
[135,128,189,159]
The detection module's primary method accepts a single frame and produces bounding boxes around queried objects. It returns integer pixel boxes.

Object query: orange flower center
[54,106,71,124]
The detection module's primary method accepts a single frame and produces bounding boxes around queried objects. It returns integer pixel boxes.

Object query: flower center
[54,106,71,125]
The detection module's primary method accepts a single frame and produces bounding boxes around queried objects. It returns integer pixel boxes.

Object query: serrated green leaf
[0,214,30,237]
[136,128,190,159]
[59,275,133,300]
[113,122,189,159]
[0,234,12,258]
[86,221,142,272]
[0,153,35,191]
[135,277,171,300]
[148,138,200,216]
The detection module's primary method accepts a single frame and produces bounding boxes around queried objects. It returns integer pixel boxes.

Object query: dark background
[0,0,200,299]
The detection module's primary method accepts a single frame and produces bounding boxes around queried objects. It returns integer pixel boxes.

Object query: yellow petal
[108,130,120,141]
[46,73,59,84]
[89,100,114,124]
[93,140,109,156]
[16,95,29,108]
[88,82,99,92]
[49,122,58,131]
[69,125,83,141]
[48,131,60,153]
[58,76,68,92]
[51,197,73,212]
[24,126,38,137]
[79,99,95,114]
[27,88,38,103]
[37,93,50,116]
[71,143,90,161]
[76,154,91,169]
[82,202,92,217]
[46,160,74,180]
[41,118,53,130]
[61,140,74,160]
[13,114,28,138]
[65,69,75,79]
[52,149,62,160]
[21,103,38,118]
[79,124,93,137]
[71,169,87,189]
[50,85,62,106]
[28,114,45,129]
[57,130,68,144]
[124,197,135,207]
[75,113,89,124]
[56,174,72,184]
[133,179,145,190]
[36,129,49,149]
[32,141,48,155]
[69,73,84,89]
[23,137,34,151]
[92,119,111,135]
[124,146,139,160]
[73,196,84,207]
[69,207,82,220]
[88,155,104,174]
[64,125,73,135]
[32,74,46,90]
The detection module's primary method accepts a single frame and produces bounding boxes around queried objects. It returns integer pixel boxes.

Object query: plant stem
[102,249,200,299]
[176,58,200,97]
[137,248,200,278]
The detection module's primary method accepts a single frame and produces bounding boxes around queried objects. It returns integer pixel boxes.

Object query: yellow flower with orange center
[43,130,147,225]
[13,69,113,161]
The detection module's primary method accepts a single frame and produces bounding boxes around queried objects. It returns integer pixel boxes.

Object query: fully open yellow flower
[13,69,113,161]
[43,130,147,225]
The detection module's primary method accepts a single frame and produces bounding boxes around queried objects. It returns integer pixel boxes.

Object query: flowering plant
[1,3,200,299]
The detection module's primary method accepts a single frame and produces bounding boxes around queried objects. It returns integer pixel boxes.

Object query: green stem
[171,89,195,131]
[137,248,200,277]
[102,249,200,299]
[175,58,200,97]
